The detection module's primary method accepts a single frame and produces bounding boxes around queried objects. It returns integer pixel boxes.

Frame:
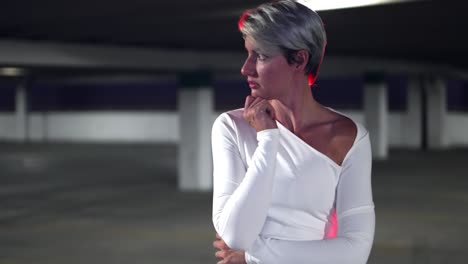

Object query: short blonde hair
[239,0,327,82]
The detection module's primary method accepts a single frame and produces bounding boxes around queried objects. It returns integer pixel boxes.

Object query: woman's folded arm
[212,113,280,251]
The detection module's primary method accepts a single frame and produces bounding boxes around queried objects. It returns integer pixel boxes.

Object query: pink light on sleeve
[324,208,338,239]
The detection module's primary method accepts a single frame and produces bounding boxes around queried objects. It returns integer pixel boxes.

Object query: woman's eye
[257,54,268,61]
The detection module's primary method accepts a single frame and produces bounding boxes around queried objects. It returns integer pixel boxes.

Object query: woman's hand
[213,233,246,264]
[243,96,277,132]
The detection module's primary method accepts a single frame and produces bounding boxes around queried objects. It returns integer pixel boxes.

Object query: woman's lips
[248,81,259,89]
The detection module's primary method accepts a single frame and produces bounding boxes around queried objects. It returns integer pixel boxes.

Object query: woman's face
[241,37,296,100]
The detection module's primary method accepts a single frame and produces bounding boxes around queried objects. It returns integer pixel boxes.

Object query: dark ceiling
[1,0,468,70]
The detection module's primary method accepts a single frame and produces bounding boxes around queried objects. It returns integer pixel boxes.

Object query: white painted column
[364,74,388,159]
[15,79,29,142]
[425,77,448,149]
[177,72,213,191]
[404,77,422,149]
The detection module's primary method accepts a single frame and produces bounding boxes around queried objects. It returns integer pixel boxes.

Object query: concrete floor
[1,143,467,263]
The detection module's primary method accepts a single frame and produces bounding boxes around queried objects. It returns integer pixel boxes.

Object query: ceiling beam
[1,39,467,80]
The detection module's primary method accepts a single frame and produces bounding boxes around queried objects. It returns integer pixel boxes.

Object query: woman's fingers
[215,249,246,264]
[245,96,266,113]
[249,96,265,109]
[244,95,265,110]
[251,99,275,119]
[244,94,277,131]
[213,239,229,250]
[243,96,277,132]
[215,249,228,258]
[244,95,254,110]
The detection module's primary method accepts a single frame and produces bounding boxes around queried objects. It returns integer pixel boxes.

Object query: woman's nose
[241,57,255,77]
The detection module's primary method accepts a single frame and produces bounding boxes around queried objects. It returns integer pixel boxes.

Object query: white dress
[212,108,375,264]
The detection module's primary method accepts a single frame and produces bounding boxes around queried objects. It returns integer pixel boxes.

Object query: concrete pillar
[425,77,448,149]
[364,73,388,159]
[404,77,422,149]
[177,72,213,191]
[15,78,29,142]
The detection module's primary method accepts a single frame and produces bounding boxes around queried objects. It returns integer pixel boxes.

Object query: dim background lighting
[0,67,26,77]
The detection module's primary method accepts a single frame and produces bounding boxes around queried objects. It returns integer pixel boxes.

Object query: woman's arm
[212,112,279,251]
[245,132,375,264]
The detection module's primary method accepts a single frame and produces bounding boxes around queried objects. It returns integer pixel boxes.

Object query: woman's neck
[270,84,325,133]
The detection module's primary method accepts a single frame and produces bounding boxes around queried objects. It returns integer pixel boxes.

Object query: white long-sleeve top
[212,108,375,264]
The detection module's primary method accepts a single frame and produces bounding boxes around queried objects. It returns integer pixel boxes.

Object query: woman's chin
[251,90,274,100]
[250,89,262,98]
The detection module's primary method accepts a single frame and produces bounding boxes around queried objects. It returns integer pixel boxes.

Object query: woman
[211,1,375,263]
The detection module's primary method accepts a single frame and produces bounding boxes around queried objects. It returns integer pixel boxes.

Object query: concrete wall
[447,112,468,146]
[1,110,468,147]
[0,112,179,143]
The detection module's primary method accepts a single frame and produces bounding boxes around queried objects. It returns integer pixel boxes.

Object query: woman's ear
[294,50,309,72]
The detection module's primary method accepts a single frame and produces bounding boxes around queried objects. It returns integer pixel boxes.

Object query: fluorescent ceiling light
[299,0,415,11]
[205,0,417,20]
